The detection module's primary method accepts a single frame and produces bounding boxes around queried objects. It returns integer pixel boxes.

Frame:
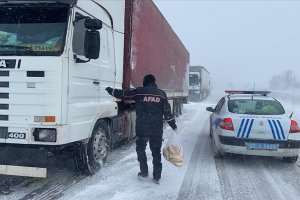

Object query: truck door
[70,11,100,101]
[68,10,102,124]
[68,9,116,124]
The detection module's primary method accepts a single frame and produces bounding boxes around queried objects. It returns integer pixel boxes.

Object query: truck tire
[198,93,202,102]
[74,120,110,175]
[173,101,179,117]
[283,156,298,163]
[179,101,183,115]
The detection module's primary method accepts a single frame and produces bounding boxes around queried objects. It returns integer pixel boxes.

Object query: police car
[206,90,300,163]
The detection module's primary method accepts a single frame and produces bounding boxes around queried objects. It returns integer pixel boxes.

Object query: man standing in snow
[105,74,177,184]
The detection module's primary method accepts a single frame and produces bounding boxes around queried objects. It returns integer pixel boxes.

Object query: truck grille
[0,82,9,88]
[0,127,8,138]
[0,93,9,99]
[0,71,9,76]
[0,104,8,110]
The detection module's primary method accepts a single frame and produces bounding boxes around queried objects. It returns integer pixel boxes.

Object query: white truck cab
[0,0,125,177]
[0,0,189,178]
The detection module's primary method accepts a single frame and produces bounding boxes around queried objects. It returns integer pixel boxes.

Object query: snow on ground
[2,89,300,200]
[60,99,213,200]
[59,89,300,200]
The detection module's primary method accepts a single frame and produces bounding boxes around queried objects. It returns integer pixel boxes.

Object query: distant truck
[189,66,211,101]
[0,0,189,177]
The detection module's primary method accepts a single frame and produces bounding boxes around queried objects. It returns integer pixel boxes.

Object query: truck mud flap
[0,147,47,178]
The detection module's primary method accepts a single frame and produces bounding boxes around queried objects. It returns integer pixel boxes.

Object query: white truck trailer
[0,0,189,177]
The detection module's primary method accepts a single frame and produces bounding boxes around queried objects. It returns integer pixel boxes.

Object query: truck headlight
[33,128,56,142]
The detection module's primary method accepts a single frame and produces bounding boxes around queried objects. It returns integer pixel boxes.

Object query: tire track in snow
[215,155,272,200]
[0,140,137,200]
[177,116,222,200]
[261,158,300,200]
[215,152,300,200]
[19,174,86,200]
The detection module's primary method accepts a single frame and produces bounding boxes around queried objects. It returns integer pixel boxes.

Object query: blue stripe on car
[237,119,245,138]
[276,120,285,140]
[246,119,254,138]
[241,119,250,138]
[214,118,223,129]
[272,120,281,140]
[268,119,276,139]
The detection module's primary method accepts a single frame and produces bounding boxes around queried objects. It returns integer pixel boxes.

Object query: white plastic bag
[163,133,184,167]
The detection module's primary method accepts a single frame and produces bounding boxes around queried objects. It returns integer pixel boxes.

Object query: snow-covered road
[1,91,300,200]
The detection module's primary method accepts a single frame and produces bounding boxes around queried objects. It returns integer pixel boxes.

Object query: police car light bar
[225,90,271,96]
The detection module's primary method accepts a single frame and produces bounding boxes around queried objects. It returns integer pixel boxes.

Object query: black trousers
[136,135,163,180]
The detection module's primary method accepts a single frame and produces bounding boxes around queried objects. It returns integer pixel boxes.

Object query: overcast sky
[154,0,300,90]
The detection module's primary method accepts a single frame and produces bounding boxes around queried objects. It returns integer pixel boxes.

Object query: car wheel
[74,120,110,175]
[283,156,298,163]
[211,135,224,158]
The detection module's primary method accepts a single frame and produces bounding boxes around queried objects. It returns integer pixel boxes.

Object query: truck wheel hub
[93,128,107,161]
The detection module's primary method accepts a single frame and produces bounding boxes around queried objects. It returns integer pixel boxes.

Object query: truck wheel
[173,101,179,117]
[74,120,110,175]
[198,93,202,102]
[179,102,183,115]
[283,156,298,163]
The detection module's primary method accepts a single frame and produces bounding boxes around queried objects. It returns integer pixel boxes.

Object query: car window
[215,97,225,114]
[228,99,285,115]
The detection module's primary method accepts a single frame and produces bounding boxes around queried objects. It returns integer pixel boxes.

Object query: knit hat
[143,74,156,87]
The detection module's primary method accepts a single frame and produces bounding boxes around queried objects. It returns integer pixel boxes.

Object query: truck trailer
[188,66,211,101]
[0,0,189,177]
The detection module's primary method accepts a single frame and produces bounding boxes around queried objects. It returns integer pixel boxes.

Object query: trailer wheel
[173,101,179,117]
[179,101,183,115]
[74,120,110,175]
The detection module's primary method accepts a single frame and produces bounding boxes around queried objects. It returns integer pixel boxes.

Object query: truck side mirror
[85,18,102,30]
[84,30,100,59]
[84,18,102,60]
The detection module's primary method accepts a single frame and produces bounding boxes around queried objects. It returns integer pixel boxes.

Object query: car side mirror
[206,107,214,112]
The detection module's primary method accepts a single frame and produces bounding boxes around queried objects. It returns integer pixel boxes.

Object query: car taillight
[289,120,300,133]
[219,118,234,131]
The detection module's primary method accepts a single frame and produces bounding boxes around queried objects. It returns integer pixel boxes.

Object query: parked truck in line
[188,66,211,101]
[0,0,189,177]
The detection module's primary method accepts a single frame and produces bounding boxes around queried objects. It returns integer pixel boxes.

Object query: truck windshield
[0,3,69,56]
[189,74,199,86]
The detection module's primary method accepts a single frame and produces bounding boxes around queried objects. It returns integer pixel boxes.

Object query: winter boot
[153,178,160,184]
[138,172,149,178]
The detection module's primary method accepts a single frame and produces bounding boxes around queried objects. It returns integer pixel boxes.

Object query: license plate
[245,142,279,151]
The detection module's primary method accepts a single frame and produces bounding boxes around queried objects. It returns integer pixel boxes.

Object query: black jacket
[110,84,177,137]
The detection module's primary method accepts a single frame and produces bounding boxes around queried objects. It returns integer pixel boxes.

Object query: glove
[105,87,113,95]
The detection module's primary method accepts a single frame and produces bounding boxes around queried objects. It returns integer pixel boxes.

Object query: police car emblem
[259,121,264,126]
